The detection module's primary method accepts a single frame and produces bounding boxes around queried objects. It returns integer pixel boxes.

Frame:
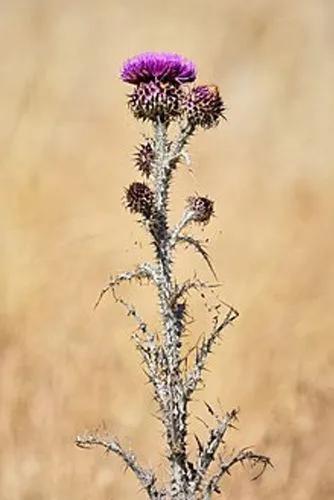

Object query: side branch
[169,122,195,163]
[94,263,158,309]
[169,212,194,247]
[75,433,162,499]
[110,292,167,412]
[175,235,217,280]
[191,408,239,494]
[184,303,239,398]
[171,278,220,310]
[205,448,273,496]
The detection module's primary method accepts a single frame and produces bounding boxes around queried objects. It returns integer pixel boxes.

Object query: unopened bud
[134,140,155,178]
[126,182,154,219]
[185,85,225,129]
[187,195,214,224]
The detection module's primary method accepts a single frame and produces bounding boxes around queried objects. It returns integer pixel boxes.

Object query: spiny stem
[151,120,190,497]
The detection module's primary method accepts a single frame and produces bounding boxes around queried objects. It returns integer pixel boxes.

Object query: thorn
[194,434,203,453]
[196,416,210,430]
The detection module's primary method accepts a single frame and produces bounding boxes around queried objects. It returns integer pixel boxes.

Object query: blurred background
[1,0,333,498]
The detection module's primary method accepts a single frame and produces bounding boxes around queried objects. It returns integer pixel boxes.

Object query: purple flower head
[121,52,197,85]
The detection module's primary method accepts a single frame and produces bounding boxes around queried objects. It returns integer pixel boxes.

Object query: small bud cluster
[122,54,219,225]
[121,52,225,129]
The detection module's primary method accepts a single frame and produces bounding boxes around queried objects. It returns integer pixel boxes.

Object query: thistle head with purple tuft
[121,51,225,127]
[121,52,197,85]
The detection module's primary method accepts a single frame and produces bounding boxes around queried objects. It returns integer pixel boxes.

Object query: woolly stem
[150,119,189,498]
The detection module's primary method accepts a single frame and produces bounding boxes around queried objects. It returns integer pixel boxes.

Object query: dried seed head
[185,85,225,129]
[134,140,155,178]
[128,81,184,123]
[126,182,154,219]
[187,196,214,224]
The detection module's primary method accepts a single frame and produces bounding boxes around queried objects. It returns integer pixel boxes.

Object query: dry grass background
[1,0,334,498]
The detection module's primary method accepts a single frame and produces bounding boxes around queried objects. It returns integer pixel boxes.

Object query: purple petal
[121,52,197,85]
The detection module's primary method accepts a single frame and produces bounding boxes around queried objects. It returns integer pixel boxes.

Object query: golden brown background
[1,0,333,498]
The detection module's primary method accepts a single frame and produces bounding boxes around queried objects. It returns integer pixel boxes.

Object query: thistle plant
[76,52,272,499]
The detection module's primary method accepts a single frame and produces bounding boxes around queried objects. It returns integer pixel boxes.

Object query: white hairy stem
[151,120,191,498]
[170,210,194,247]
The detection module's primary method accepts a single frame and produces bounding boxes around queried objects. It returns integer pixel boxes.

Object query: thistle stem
[151,120,189,498]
